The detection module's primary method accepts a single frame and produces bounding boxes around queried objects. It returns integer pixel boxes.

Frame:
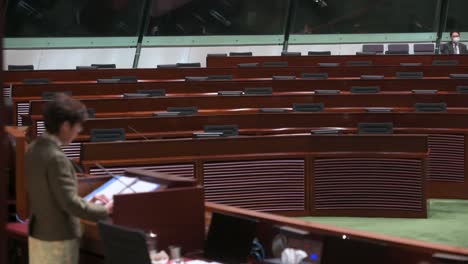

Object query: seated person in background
[25,94,112,264]
[440,31,467,54]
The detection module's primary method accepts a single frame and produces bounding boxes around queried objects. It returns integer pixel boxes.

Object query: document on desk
[84,176,160,202]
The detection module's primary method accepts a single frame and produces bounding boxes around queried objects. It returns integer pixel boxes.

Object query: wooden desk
[5,64,468,84]
[78,134,428,219]
[9,78,468,99]
[206,54,468,67]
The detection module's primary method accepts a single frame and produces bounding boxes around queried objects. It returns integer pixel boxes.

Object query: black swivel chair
[98,221,152,264]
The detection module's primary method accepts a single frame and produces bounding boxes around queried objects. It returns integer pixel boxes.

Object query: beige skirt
[28,236,79,264]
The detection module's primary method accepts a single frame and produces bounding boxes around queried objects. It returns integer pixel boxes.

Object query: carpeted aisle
[299,199,468,247]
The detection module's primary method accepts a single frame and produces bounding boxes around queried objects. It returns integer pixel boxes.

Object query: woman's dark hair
[43,94,88,134]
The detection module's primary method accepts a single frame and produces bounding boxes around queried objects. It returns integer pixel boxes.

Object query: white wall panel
[138,45,283,68]
[4,48,136,70]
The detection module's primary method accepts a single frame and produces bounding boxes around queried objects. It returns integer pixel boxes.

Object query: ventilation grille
[16,103,30,126]
[428,134,465,182]
[3,86,12,98]
[37,121,45,135]
[61,143,82,158]
[89,164,195,178]
[203,159,305,212]
[314,158,423,211]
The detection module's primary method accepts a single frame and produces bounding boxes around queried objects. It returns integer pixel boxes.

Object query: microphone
[94,163,137,194]
[127,125,150,141]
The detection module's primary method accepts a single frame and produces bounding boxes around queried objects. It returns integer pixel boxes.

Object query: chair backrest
[23,78,50,84]
[263,61,288,67]
[137,89,166,97]
[8,65,34,71]
[386,44,409,55]
[308,51,332,56]
[167,106,199,115]
[204,212,258,263]
[91,64,116,69]
[98,221,151,264]
[396,72,424,79]
[414,43,435,54]
[351,86,381,94]
[347,60,373,66]
[176,62,201,68]
[301,73,328,79]
[237,63,259,68]
[293,103,325,112]
[432,60,459,66]
[112,76,138,83]
[358,123,394,134]
[204,125,239,137]
[362,44,384,54]
[229,52,253,57]
[90,128,126,142]
[244,87,273,95]
[281,51,302,56]
[415,103,447,112]
[157,64,178,68]
[207,53,227,57]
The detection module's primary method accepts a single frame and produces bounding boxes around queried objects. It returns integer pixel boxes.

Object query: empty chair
[90,128,126,142]
[244,87,273,95]
[97,79,120,84]
[450,74,468,79]
[167,106,198,115]
[204,125,239,137]
[356,51,377,55]
[217,91,244,96]
[362,44,384,54]
[400,63,423,67]
[414,44,435,54]
[112,76,138,83]
[315,89,340,94]
[122,93,150,98]
[137,89,166,97]
[301,73,328,79]
[98,222,152,264]
[237,63,259,68]
[415,103,447,112]
[456,86,468,93]
[360,75,384,80]
[386,44,409,55]
[91,64,116,69]
[272,76,296,80]
[263,61,288,67]
[396,72,423,79]
[76,66,98,70]
[358,123,394,134]
[176,62,201,68]
[23,78,50,84]
[229,52,253,56]
[293,103,324,112]
[207,53,227,57]
[432,60,459,66]
[157,64,178,68]
[185,76,208,81]
[42,91,72,100]
[8,65,34,71]
[259,108,288,113]
[281,51,301,56]
[317,63,340,67]
[412,89,438,94]
[207,75,233,80]
[351,86,381,93]
[308,51,331,56]
[347,60,373,66]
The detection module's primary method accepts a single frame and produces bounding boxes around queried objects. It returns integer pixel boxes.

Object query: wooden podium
[78,171,204,262]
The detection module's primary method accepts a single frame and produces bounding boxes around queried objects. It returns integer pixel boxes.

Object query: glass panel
[146,0,290,36]
[292,0,438,34]
[5,0,146,37]
[446,0,468,33]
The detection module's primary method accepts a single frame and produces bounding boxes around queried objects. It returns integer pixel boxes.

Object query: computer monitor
[204,212,258,263]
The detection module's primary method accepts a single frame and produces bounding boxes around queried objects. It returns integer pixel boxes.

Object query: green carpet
[299,199,468,248]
